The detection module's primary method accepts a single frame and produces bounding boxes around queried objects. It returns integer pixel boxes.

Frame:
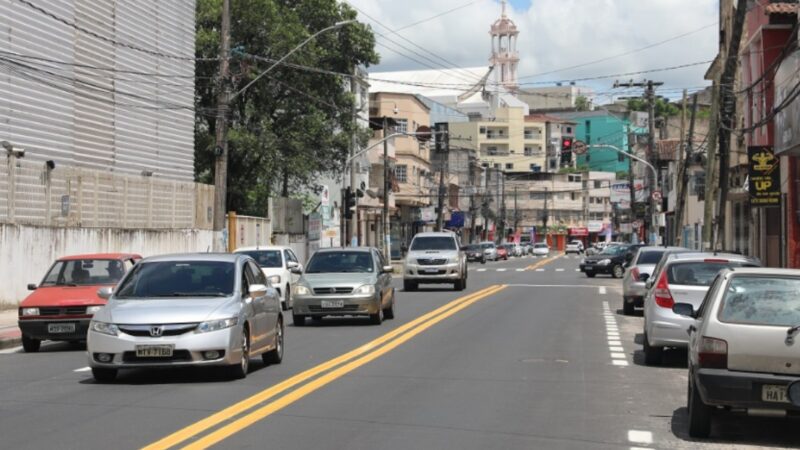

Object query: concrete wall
[0,224,217,308]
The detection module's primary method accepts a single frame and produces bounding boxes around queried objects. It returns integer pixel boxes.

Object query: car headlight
[267,275,281,285]
[196,317,239,333]
[293,285,311,296]
[598,259,612,266]
[86,306,103,314]
[90,321,119,336]
[20,307,39,316]
[353,285,376,295]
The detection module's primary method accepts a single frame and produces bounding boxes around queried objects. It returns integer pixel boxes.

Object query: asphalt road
[1,254,798,449]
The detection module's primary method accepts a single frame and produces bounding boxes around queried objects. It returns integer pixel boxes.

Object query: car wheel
[403,280,417,291]
[91,367,117,383]
[383,290,395,320]
[227,327,250,379]
[643,332,664,366]
[612,265,624,279]
[262,318,283,365]
[454,276,465,291]
[585,272,596,278]
[369,303,384,325]
[283,285,291,311]
[622,297,635,315]
[688,375,712,438]
[292,313,306,327]
[480,257,486,264]
[21,334,41,353]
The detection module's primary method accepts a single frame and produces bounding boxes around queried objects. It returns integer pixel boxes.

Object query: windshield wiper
[166,292,227,297]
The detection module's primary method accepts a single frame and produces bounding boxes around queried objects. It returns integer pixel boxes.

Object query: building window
[479,126,486,134]
[505,163,514,170]
[594,181,602,189]
[394,119,408,134]
[618,152,625,162]
[488,146,498,155]
[494,164,501,169]
[586,153,591,162]
[571,192,576,201]
[395,165,407,183]
[524,147,532,156]
[566,126,572,133]
[549,159,557,170]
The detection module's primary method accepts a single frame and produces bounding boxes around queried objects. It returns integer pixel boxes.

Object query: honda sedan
[87,253,284,382]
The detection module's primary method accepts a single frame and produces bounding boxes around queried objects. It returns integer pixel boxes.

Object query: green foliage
[575,95,590,111]
[627,97,680,118]
[195,0,379,216]
[615,170,628,180]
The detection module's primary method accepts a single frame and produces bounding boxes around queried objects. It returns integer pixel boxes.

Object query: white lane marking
[610,352,626,359]
[74,366,91,372]
[627,430,653,445]
[535,269,545,272]
[575,268,580,272]
[608,340,622,346]
[598,286,607,295]
[607,333,620,338]
[613,360,629,366]
[516,268,525,272]
[497,268,507,272]
[0,346,22,354]
[609,346,624,352]
[477,269,487,272]
[555,268,565,272]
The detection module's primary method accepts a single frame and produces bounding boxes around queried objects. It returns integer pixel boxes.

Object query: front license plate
[135,345,174,358]
[423,268,440,273]
[762,385,790,403]
[320,300,345,309]
[47,323,76,334]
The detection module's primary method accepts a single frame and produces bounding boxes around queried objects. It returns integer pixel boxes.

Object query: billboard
[609,180,650,208]
[747,146,781,207]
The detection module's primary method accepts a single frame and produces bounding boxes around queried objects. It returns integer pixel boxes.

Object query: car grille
[417,258,447,265]
[39,306,87,316]
[418,269,446,275]
[583,260,596,265]
[122,350,192,363]
[308,305,360,312]
[118,324,198,337]
[312,287,353,295]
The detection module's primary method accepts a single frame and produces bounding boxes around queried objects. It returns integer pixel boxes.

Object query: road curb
[0,336,21,350]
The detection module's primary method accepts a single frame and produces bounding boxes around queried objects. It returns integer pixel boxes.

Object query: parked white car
[565,240,584,254]
[532,243,550,257]
[235,246,302,310]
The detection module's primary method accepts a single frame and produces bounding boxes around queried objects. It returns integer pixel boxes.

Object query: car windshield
[239,250,282,268]
[667,261,756,286]
[534,243,547,248]
[636,250,665,265]
[410,236,457,251]
[41,259,128,286]
[465,245,481,251]
[720,276,800,326]
[600,245,628,256]
[480,243,495,249]
[115,261,235,298]
[305,251,374,273]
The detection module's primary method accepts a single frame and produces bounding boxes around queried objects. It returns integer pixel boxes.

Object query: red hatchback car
[18,253,141,352]
[496,245,509,261]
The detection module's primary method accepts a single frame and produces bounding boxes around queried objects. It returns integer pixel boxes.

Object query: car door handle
[687,324,696,335]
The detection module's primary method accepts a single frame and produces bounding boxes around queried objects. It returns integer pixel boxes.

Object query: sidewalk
[0,309,20,350]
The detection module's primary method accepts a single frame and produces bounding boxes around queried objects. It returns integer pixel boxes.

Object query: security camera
[1,141,11,151]
[10,148,24,158]
[393,107,399,115]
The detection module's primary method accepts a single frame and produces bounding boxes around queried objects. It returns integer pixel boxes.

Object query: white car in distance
[235,246,302,310]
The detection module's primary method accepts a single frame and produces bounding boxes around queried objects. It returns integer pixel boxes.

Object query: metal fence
[1,156,215,229]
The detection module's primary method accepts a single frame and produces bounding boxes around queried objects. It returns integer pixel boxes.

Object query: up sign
[747,146,781,207]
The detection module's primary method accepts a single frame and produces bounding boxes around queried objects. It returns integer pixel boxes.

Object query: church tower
[489,0,520,92]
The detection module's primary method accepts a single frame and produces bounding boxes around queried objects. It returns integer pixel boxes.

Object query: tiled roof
[656,139,704,161]
[765,3,798,15]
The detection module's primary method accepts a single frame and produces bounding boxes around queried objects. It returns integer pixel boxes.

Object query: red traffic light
[561,138,573,150]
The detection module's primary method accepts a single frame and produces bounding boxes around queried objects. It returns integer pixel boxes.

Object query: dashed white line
[598,286,607,295]
[555,268,565,272]
[477,269,487,272]
[610,352,626,359]
[496,268,507,272]
[575,268,580,272]
[608,340,622,346]
[612,360,629,366]
[609,346,624,352]
[74,366,91,372]
[535,268,545,272]
[627,430,653,445]
[516,268,525,272]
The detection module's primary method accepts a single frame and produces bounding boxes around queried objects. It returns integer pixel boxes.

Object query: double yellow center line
[144,284,507,450]
[525,253,562,271]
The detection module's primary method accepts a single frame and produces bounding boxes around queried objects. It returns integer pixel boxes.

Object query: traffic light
[434,122,449,153]
[560,137,573,166]
[344,187,356,220]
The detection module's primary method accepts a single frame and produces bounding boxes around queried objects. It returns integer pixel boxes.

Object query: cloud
[345,0,717,100]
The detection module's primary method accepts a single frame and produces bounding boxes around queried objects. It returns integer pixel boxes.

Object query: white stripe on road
[627,430,653,445]
[610,352,626,359]
[535,268,545,272]
[477,269,487,272]
[598,286,607,295]
[609,346,624,352]
[0,346,21,354]
[575,268,580,272]
[612,360,629,366]
[496,268,507,272]
[74,366,91,372]
[516,268,525,272]
[555,268,565,272]
[608,340,622,346]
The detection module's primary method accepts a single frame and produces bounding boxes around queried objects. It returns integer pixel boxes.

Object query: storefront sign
[568,227,589,236]
[308,212,322,241]
[775,50,800,155]
[587,221,603,233]
[747,146,781,207]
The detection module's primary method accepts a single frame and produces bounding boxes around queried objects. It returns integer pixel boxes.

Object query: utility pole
[626,126,638,243]
[500,171,506,243]
[542,186,549,244]
[716,0,748,251]
[383,117,390,260]
[435,151,447,231]
[513,185,519,231]
[349,68,359,247]
[212,0,231,232]
[674,93,698,246]
[703,86,720,250]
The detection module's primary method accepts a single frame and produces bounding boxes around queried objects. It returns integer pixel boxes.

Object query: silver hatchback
[87,253,284,382]
[621,246,687,315]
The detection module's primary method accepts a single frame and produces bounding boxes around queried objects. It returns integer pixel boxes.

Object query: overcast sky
[345,0,718,102]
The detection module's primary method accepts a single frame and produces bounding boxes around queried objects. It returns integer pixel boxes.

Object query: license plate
[135,345,174,358]
[762,385,789,403]
[320,300,345,309]
[423,268,440,273]
[47,323,76,334]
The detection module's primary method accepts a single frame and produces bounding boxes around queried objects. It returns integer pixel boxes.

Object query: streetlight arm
[346,131,441,165]
[589,144,657,182]
[231,20,355,101]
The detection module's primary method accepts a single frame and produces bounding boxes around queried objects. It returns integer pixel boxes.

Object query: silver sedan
[87,253,284,382]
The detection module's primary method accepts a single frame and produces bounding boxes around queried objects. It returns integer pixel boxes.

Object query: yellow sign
[747,146,780,207]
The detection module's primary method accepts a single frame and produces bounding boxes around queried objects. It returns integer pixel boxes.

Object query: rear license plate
[47,323,76,334]
[320,300,345,309]
[762,385,789,403]
[135,345,174,358]
[423,268,440,273]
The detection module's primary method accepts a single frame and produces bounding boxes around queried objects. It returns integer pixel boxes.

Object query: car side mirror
[27,283,37,291]
[290,266,303,275]
[788,380,800,407]
[639,273,650,282]
[249,284,268,298]
[97,286,113,300]
[645,279,655,290]
[672,303,696,318]
[287,261,299,269]
[382,265,394,274]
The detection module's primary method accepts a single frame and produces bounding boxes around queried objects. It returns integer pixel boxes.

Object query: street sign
[651,191,662,202]
[573,140,587,155]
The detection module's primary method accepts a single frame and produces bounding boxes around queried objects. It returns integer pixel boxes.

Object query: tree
[627,97,680,118]
[575,95,590,111]
[195,0,379,216]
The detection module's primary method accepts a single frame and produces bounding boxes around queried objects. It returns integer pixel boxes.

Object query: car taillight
[698,336,728,369]
[631,267,640,281]
[653,270,674,308]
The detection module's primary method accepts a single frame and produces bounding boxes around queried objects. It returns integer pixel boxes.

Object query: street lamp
[589,144,659,244]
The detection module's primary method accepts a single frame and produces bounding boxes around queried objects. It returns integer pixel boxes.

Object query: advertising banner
[747,146,781,207]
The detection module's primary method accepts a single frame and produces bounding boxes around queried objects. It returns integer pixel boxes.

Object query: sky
[345,0,718,102]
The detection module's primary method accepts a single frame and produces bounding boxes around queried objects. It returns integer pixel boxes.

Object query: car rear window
[305,251,374,273]
[238,250,282,268]
[534,243,547,248]
[636,250,664,265]
[667,261,755,286]
[719,276,800,326]
[410,236,457,251]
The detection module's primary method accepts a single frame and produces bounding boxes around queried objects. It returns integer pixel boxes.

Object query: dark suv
[580,244,643,278]
[464,244,486,264]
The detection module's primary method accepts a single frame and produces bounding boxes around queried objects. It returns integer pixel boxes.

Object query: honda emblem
[150,326,164,337]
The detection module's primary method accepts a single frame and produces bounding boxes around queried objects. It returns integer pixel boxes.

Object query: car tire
[612,265,624,279]
[383,290,395,320]
[454,276,465,291]
[643,332,664,366]
[622,297,635,315]
[369,304,383,325]
[282,285,291,311]
[262,318,284,365]
[480,257,486,264]
[227,327,250,380]
[21,334,41,353]
[688,376,712,438]
[91,367,117,383]
[403,280,417,291]
[292,313,306,327]
[585,272,596,278]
